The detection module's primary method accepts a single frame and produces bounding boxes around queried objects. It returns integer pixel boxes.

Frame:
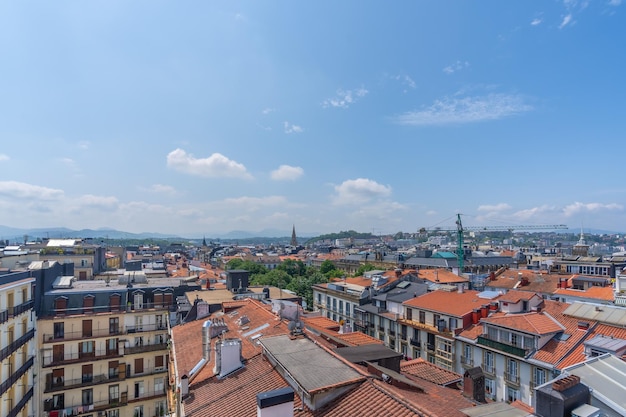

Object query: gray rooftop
[460,402,532,417]
[563,302,626,327]
[562,354,626,416]
[259,335,363,393]
[584,334,626,352]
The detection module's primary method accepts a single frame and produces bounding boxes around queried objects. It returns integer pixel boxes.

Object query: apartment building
[401,288,497,370]
[0,272,36,417]
[35,239,107,281]
[37,271,191,417]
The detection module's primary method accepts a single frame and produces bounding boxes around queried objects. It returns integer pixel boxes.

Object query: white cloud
[512,205,558,221]
[283,122,304,134]
[166,148,253,179]
[0,181,64,200]
[609,0,622,6]
[394,93,532,126]
[148,184,177,195]
[559,14,573,28]
[271,165,304,181]
[443,60,470,74]
[531,18,543,25]
[77,140,90,150]
[75,194,119,210]
[478,203,512,212]
[394,74,416,92]
[262,108,275,115]
[333,178,392,205]
[322,87,369,109]
[0,154,9,161]
[562,202,623,217]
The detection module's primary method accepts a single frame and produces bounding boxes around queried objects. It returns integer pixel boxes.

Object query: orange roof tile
[481,312,564,335]
[417,268,469,284]
[403,289,490,317]
[401,358,462,386]
[553,285,615,301]
[556,322,626,369]
[498,290,541,304]
[488,269,560,294]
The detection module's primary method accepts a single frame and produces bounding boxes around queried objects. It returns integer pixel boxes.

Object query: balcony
[43,349,123,367]
[399,319,453,337]
[125,342,168,355]
[378,326,385,332]
[0,328,34,362]
[0,356,34,397]
[409,338,421,348]
[477,336,528,358]
[426,343,435,352]
[128,388,167,403]
[44,371,126,393]
[43,322,168,344]
[44,392,128,413]
[460,356,474,367]
[481,363,495,375]
[51,302,175,317]
[388,329,396,337]
[505,372,520,385]
[8,387,33,417]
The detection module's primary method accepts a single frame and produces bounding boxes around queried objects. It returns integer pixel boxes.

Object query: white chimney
[257,387,294,417]
[214,339,243,379]
[202,320,211,361]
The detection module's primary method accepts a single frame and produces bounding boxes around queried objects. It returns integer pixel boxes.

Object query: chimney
[202,320,212,361]
[256,387,294,417]
[489,302,498,311]
[552,375,580,392]
[481,306,489,318]
[458,284,464,294]
[472,309,480,325]
[214,339,244,379]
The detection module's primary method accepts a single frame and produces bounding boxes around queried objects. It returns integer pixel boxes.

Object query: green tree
[250,269,292,288]
[319,259,336,275]
[354,263,377,277]
[226,259,268,275]
[277,259,306,277]
[286,271,329,310]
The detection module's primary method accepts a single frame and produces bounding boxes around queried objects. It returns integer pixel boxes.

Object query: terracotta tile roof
[510,400,535,414]
[498,290,541,304]
[481,312,564,335]
[488,269,559,294]
[417,268,469,284]
[554,285,615,301]
[531,300,594,367]
[403,290,491,317]
[401,358,462,386]
[555,323,626,369]
[457,323,483,341]
[334,331,384,347]
[302,316,341,331]
[171,297,290,383]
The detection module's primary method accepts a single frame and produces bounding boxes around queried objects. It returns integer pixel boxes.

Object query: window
[135,315,144,332]
[107,410,119,417]
[462,343,473,366]
[339,300,343,314]
[433,314,440,327]
[506,358,519,384]
[82,364,93,383]
[107,338,118,355]
[109,317,119,334]
[135,357,144,375]
[109,361,119,379]
[485,378,496,399]
[110,294,121,312]
[155,355,164,370]
[511,333,519,347]
[406,308,412,321]
[449,317,458,330]
[53,322,64,339]
[483,351,495,374]
[134,406,144,417]
[506,386,520,403]
[82,319,92,337]
[83,295,94,314]
[109,384,120,403]
[52,368,64,388]
[52,394,65,410]
[533,367,547,388]
[134,381,144,399]
[54,297,68,315]
[317,293,321,304]
[134,293,144,310]
[82,389,93,406]
[346,303,350,316]
[156,314,165,330]
[155,401,166,417]
[79,341,95,358]
[154,377,164,393]
[419,311,425,324]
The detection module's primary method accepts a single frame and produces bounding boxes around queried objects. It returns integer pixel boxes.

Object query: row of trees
[225,258,378,309]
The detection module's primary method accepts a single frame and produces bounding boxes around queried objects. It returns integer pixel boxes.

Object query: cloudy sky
[1,1,625,237]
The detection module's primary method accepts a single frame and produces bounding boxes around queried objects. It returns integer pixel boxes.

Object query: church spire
[291,225,297,246]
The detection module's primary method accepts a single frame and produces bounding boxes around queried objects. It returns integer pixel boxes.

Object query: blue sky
[1,1,625,237]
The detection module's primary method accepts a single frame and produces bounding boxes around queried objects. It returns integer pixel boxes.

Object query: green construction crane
[423,213,568,275]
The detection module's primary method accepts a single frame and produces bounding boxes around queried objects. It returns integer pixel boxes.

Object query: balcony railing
[460,356,474,367]
[477,336,528,358]
[8,387,33,417]
[388,329,396,337]
[128,388,167,403]
[125,342,168,355]
[505,372,520,385]
[409,338,421,348]
[43,323,168,343]
[43,349,122,367]
[0,329,34,362]
[44,371,126,393]
[45,392,128,413]
[50,302,175,317]
[0,356,34,398]
[399,319,453,337]
[426,343,435,352]
[481,363,495,375]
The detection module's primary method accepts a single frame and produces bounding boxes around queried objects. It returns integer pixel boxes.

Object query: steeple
[202,236,207,247]
[291,225,297,246]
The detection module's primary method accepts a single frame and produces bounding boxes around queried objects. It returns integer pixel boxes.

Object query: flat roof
[563,302,626,327]
[260,335,363,393]
[460,402,531,417]
[336,344,403,363]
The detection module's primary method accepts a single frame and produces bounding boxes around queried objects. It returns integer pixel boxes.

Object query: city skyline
[1,1,625,236]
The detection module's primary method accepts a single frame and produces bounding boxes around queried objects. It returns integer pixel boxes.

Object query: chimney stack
[257,387,294,417]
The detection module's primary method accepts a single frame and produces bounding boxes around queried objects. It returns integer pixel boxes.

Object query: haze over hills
[0,225,319,242]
